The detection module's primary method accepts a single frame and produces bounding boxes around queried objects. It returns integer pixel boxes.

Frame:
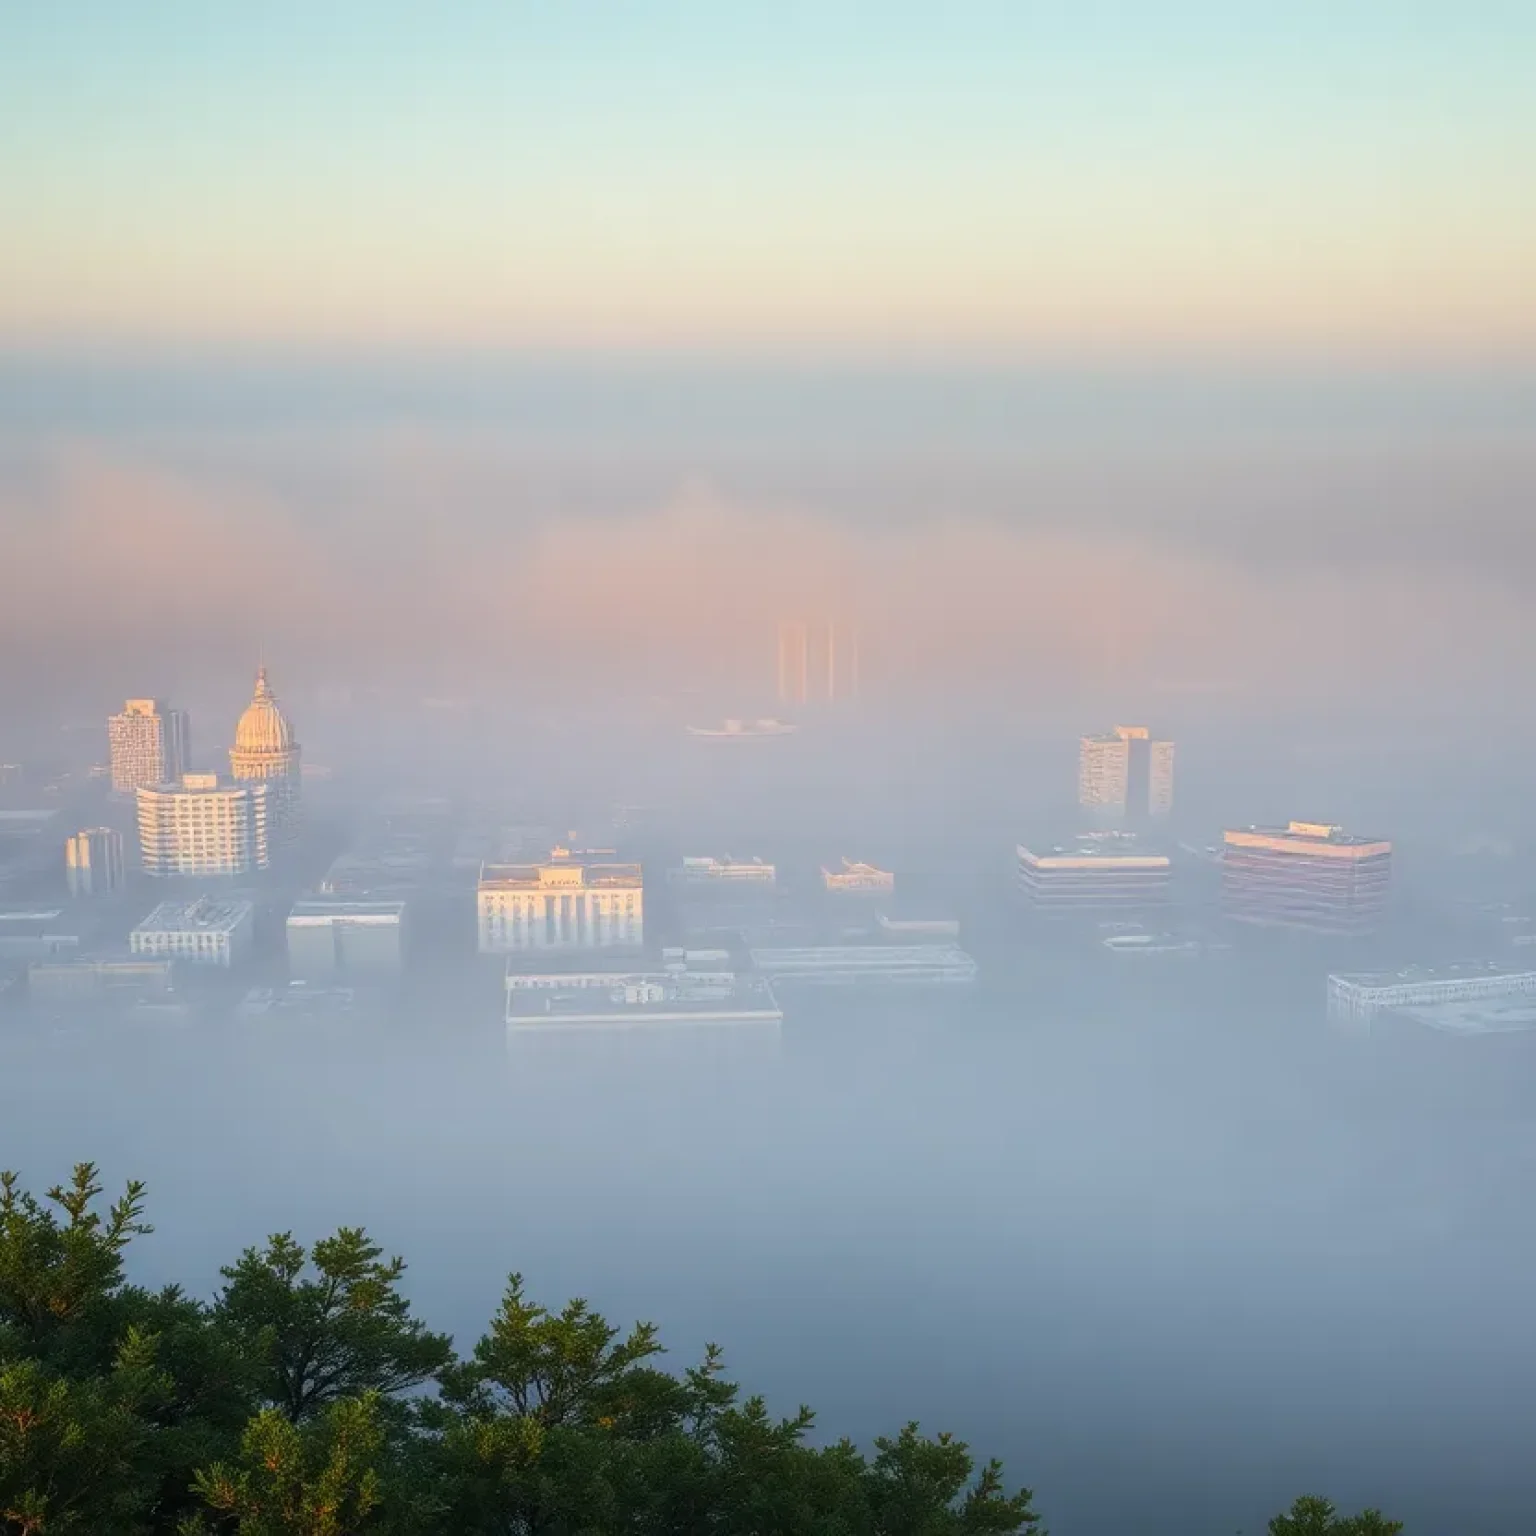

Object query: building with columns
[229,666,302,845]
[478,846,644,954]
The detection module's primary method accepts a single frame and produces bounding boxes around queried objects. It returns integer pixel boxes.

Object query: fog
[4,357,1536,1534]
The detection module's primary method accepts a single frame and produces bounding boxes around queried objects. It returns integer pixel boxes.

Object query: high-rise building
[1222,821,1392,936]
[107,699,189,795]
[1078,726,1175,822]
[478,846,644,953]
[1017,833,1173,918]
[777,620,859,706]
[64,827,125,897]
[229,666,302,844]
[136,774,271,877]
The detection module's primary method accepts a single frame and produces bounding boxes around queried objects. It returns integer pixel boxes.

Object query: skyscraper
[1222,821,1392,936]
[136,774,271,877]
[107,699,189,795]
[64,827,125,897]
[1078,726,1175,822]
[229,666,302,844]
[776,620,859,706]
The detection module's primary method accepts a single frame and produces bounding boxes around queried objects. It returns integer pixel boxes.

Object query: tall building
[1078,726,1175,822]
[1017,833,1173,918]
[64,827,125,897]
[777,620,859,706]
[478,846,644,953]
[107,699,189,796]
[136,774,271,877]
[1222,821,1392,936]
[229,666,302,845]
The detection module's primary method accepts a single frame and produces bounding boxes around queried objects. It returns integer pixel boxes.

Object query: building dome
[233,667,296,756]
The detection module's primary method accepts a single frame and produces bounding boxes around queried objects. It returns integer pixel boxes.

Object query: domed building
[229,666,302,844]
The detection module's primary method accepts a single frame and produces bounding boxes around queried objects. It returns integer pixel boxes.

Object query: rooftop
[480,849,642,891]
[750,943,976,973]
[508,975,781,1029]
[288,898,406,925]
[1225,821,1388,850]
[1018,833,1171,868]
[133,897,254,935]
[1399,998,1536,1036]
[1331,960,1536,990]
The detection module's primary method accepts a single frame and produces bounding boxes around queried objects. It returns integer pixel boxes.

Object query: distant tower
[107,699,189,795]
[777,620,858,707]
[1078,726,1175,823]
[229,666,302,844]
[65,827,125,897]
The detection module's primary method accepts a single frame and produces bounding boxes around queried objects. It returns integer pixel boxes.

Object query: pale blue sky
[2,2,1534,352]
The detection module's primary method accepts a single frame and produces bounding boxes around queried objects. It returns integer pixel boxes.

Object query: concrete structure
[130,896,255,968]
[0,909,81,963]
[286,898,405,979]
[136,774,270,877]
[1327,962,1536,1024]
[673,856,776,887]
[1016,834,1172,918]
[108,699,189,796]
[1078,726,1175,822]
[822,858,895,895]
[876,913,961,939]
[27,954,174,1005]
[478,846,643,953]
[750,943,978,987]
[1223,821,1392,936]
[229,666,302,845]
[777,619,859,707]
[65,827,125,898]
[507,962,780,1034]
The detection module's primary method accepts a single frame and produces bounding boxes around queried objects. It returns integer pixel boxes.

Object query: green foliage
[0,1165,1406,1535]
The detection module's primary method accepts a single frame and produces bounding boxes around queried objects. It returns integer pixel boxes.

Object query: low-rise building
[822,858,895,895]
[27,954,175,1005]
[1016,833,1172,918]
[673,856,777,887]
[1327,962,1536,1024]
[286,898,406,979]
[507,973,781,1034]
[130,896,255,968]
[478,847,643,953]
[749,943,978,987]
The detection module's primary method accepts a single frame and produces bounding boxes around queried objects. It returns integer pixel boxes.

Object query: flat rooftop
[288,898,406,924]
[751,943,976,972]
[1399,998,1536,1036]
[480,856,642,890]
[1225,821,1389,850]
[133,897,253,934]
[1332,960,1536,989]
[508,976,781,1030]
[1018,833,1170,868]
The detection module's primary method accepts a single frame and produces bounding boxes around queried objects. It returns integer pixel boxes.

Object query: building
[777,620,859,707]
[0,909,81,963]
[64,827,125,898]
[477,846,643,953]
[672,856,776,887]
[1078,726,1175,822]
[27,954,174,1005]
[1016,834,1172,918]
[1222,821,1392,936]
[286,897,405,979]
[750,943,978,987]
[229,666,302,845]
[108,699,190,796]
[130,896,255,968]
[136,774,270,877]
[822,858,895,895]
[1328,962,1536,1025]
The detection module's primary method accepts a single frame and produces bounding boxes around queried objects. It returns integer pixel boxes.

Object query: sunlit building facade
[1222,821,1392,936]
[777,620,859,706]
[229,667,302,845]
[478,846,644,953]
[64,827,125,897]
[108,699,190,796]
[136,774,270,877]
[821,858,895,894]
[1016,833,1172,917]
[1078,726,1175,822]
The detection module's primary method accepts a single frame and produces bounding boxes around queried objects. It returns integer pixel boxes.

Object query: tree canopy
[1,1163,1401,1536]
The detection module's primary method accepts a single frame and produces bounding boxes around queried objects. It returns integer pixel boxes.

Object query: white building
[108,699,190,796]
[130,896,255,968]
[136,774,270,877]
[750,944,977,987]
[229,667,302,845]
[673,856,776,886]
[64,827,125,897]
[478,846,643,953]
[286,898,405,978]
[821,858,895,894]
[1078,726,1175,822]
[1327,963,1536,1023]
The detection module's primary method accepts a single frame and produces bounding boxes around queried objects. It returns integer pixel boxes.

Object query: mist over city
[3,8,1536,1536]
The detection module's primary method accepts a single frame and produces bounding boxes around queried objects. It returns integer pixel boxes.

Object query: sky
[3,2,1535,355]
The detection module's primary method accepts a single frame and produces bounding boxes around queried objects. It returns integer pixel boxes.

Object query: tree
[214,1230,453,1424]
[1267,1495,1404,1536]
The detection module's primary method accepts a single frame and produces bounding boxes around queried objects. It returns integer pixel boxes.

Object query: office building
[1078,726,1175,822]
[229,666,302,844]
[673,856,777,887]
[1223,821,1392,936]
[27,955,175,1005]
[286,897,406,979]
[130,896,255,968]
[822,858,895,895]
[750,944,978,987]
[1016,833,1173,917]
[64,827,126,898]
[136,774,270,877]
[777,619,859,706]
[108,699,190,797]
[478,846,643,953]
[0,909,81,963]
[1328,962,1536,1025]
